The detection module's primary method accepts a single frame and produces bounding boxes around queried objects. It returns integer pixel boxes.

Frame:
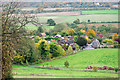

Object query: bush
[114,68,118,72]
[75,43,79,51]
[73,19,80,24]
[37,39,50,60]
[66,46,73,55]
[35,36,41,43]
[92,66,98,72]
[104,46,108,48]
[94,47,97,49]
[49,43,61,58]
[14,54,25,64]
[14,38,39,64]
[114,45,119,48]
[76,37,87,46]
[64,60,69,68]
[73,36,78,42]
[47,19,56,26]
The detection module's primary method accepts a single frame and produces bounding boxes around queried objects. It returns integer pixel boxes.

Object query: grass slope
[12,49,118,78]
[32,49,118,69]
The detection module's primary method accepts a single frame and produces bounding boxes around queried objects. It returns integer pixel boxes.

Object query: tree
[75,43,79,51]
[87,29,96,38]
[73,19,80,24]
[88,19,90,23]
[47,19,56,26]
[73,36,78,42]
[2,2,40,79]
[49,43,61,57]
[112,33,118,41]
[36,26,44,35]
[37,39,50,60]
[53,23,68,32]
[76,37,87,46]
[66,46,73,55]
[67,29,75,36]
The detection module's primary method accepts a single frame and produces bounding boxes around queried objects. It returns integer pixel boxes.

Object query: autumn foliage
[67,29,75,36]
[87,29,96,38]
[112,33,118,41]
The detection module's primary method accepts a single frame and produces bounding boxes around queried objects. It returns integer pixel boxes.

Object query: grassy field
[30,48,118,69]
[37,14,118,24]
[25,13,118,31]
[12,49,118,78]
[81,10,118,14]
[13,67,118,78]
[25,25,54,31]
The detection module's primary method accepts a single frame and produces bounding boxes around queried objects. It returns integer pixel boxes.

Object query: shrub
[104,46,108,48]
[62,49,66,56]
[49,43,61,58]
[73,19,80,24]
[66,46,73,55]
[64,60,69,68]
[14,38,38,64]
[47,19,56,26]
[92,66,98,72]
[14,54,25,64]
[73,36,78,42]
[114,68,118,72]
[94,47,97,49]
[75,43,79,51]
[114,45,119,48]
[35,36,41,43]
[76,37,87,46]
[67,29,75,36]
[37,39,50,60]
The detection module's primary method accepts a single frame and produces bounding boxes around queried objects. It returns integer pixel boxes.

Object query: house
[96,33,104,38]
[39,33,46,37]
[108,33,115,36]
[54,34,61,38]
[57,38,75,50]
[91,39,100,47]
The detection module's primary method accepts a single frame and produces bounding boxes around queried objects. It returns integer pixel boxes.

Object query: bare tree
[2,2,40,79]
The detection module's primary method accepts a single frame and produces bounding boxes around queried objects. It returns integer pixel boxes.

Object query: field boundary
[34,66,119,73]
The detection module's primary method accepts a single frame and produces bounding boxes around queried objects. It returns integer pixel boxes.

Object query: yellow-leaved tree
[112,33,118,41]
[67,29,75,36]
[87,29,96,38]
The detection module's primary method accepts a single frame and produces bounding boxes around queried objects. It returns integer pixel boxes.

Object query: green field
[30,48,118,69]
[82,10,119,14]
[25,14,118,31]
[12,49,118,78]
[25,25,54,31]
[37,14,118,24]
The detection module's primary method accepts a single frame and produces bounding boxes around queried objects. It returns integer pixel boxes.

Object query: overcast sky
[1,0,120,2]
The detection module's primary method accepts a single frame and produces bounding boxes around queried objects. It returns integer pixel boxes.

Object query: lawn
[12,49,118,78]
[37,14,118,24]
[81,10,119,14]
